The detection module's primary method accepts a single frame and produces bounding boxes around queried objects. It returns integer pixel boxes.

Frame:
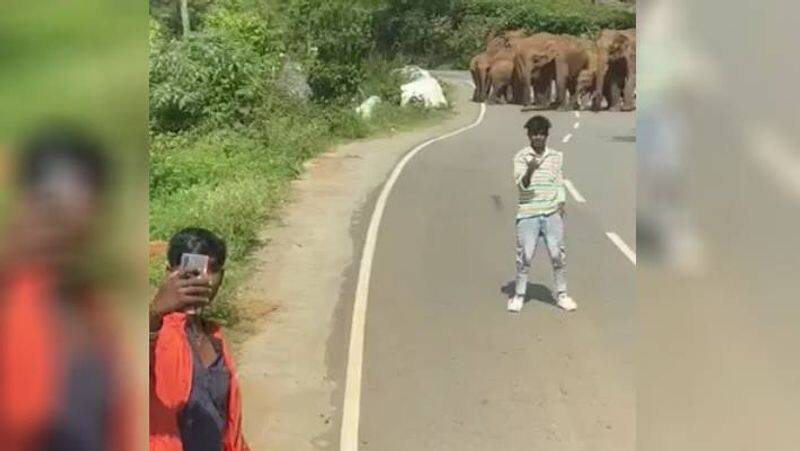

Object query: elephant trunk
[623,51,636,109]
[593,51,609,110]
[513,54,532,105]
[470,67,481,102]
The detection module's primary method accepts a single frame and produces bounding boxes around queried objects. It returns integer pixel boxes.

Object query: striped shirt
[514,146,566,219]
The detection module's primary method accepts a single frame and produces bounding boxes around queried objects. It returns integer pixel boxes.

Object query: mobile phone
[180,253,209,315]
[180,253,209,276]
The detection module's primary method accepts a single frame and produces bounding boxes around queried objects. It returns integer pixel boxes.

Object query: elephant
[511,32,559,106]
[470,30,528,102]
[576,68,621,111]
[486,50,517,104]
[574,39,602,109]
[470,53,493,102]
[514,34,595,110]
[593,28,636,111]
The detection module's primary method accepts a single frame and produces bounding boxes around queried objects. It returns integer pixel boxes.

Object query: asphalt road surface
[355,72,636,451]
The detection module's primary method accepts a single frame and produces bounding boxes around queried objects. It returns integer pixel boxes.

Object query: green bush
[360,56,406,104]
[286,0,375,103]
[149,0,216,39]
[149,2,289,132]
[149,30,266,132]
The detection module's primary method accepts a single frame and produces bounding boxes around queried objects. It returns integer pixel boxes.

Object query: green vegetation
[1,1,147,302]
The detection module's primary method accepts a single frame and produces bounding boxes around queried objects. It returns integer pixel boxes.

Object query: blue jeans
[515,212,567,297]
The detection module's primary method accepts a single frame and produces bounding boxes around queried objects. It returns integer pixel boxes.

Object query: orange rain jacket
[150,312,249,451]
[0,266,131,451]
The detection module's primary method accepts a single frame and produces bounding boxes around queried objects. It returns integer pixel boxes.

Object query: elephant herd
[470,29,636,111]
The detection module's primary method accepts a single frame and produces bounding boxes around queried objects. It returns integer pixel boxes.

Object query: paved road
[356,73,636,450]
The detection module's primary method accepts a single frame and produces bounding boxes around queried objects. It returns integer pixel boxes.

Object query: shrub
[149,30,267,132]
[286,0,375,103]
[360,56,406,105]
[149,2,289,132]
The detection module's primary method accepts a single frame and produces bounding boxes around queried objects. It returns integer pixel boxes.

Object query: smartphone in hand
[180,253,209,314]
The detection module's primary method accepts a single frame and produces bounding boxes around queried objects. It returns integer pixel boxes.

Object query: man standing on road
[509,115,577,313]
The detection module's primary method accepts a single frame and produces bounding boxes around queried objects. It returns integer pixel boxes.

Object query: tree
[180,0,190,37]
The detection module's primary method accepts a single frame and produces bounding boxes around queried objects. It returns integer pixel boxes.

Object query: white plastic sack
[401,77,448,109]
[356,95,382,120]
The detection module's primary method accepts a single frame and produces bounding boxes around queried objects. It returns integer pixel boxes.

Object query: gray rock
[276,59,312,101]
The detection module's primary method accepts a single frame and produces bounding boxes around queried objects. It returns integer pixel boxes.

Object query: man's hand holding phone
[151,270,212,318]
[178,253,210,315]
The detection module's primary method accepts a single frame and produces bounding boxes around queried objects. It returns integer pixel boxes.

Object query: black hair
[18,124,109,193]
[167,227,227,272]
[523,115,552,136]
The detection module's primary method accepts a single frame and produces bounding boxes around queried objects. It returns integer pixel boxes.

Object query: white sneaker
[507,296,524,313]
[557,293,577,311]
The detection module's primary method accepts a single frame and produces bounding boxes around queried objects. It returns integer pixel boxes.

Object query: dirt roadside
[235,76,480,451]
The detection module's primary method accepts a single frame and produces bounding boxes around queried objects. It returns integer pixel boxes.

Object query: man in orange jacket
[0,125,133,450]
[149,228,249,451]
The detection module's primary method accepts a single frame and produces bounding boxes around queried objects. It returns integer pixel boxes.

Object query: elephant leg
[532,78,549,108]
[500,84,511,104]
[504,84,514,103]
[471,73,481,102]
[553,61,570,110]
[622,74,636,110]
[566,79,579,110]
[515,66,533,106]
[522,84,533,106]
[608,80,623,111]
[491,83,505,104]
[592,88,610,111]
[488,82,503,104]
[515,85,528,106]
[533,84,545,107]
[471,68,486,102]
[487,88,496,105]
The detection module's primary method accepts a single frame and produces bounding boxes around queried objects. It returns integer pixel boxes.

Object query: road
[349,72,636,450]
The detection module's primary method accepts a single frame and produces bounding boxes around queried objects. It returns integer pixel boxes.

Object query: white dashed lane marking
[564,179,586,203]
[606,232,636,265]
